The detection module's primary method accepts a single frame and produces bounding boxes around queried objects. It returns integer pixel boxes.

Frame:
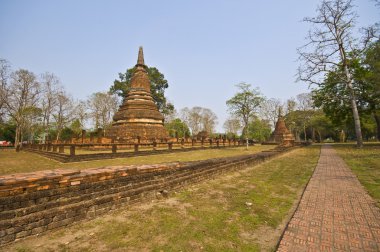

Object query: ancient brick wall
[0,148,291,245]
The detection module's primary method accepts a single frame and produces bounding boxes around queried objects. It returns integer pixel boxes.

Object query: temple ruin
[269,110,295,147]
[107,47,168,141]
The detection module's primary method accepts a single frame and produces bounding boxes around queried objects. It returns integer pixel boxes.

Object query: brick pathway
[277,145,380,252]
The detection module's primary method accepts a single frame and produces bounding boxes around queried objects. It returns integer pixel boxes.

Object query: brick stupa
[107,47,168,141]
[270,110,295,146]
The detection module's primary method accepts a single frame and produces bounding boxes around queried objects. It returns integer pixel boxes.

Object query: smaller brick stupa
[107,47,168,142]
[270,109,295,147]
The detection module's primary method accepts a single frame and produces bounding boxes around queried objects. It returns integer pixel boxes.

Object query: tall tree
[200,108,218,134]
[226,82,264,138]
[110,66,174,117]
[296,93,315,141]
[259,98,282,129]
[53,91,73,141]
[0,69,40,146]
[223,116,242,136]
[0,59,11,122]
[73,100,88,131]
[298,0,377,147]
[88,92,119,134]
[40,72,60,142]
[180,107,218,135]
[362,41,380,140]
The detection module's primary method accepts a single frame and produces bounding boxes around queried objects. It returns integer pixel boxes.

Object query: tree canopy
[226,82,264,138]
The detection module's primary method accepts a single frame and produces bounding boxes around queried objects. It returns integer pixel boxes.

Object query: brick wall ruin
[0,147,292,245]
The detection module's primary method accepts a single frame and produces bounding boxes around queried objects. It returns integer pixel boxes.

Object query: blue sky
[0,0,378,131]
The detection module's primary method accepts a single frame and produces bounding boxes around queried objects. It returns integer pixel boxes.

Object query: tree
[164,118,191,138]
[246,117,272,142]
[312,47,380,141]
[297,0,377,147]
[362,41,380,140]
[110,66,174,117]
[223,116,242,136]
[310,111,336,142]
[259,98,282,129]
[0,58,11,122]
[296,93,315,141]
[88,92,119,134]
[53,91,73,141]
[285,97,297,115]
[180,107,218,135]
[226,82,264,137]
[200,108,218,134]
[0,69,40,146]
[73,100,88,130]
[40,72,60,142]
[0,121,16,143]
[180,107,201,135]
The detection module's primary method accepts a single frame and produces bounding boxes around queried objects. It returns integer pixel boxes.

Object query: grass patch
[0,145,273,175]
[4,146,320,251]
[333,143,380,207]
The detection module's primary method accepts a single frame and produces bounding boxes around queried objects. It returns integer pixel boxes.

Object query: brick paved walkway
[277,145,380,252]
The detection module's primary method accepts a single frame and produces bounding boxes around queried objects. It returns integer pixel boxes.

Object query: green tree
[312,47,380,141]
[226,82,264,138]
[164,118,190,138]
[110,66,174,116]
[297,0,378,147]
[309,111,336,142]
[362,41,380,140]
[0,121,16,143]
[70,119,82,137]
[246,117,271,142]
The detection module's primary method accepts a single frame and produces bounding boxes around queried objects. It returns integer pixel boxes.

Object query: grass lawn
[5,146,320,252]
[333,143,380,207]
[0,145,274,175]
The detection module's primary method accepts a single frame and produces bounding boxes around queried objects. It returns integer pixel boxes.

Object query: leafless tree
[258,98,283,129]
[223,116,242,135]
[0,59,11,122]
[73,100,88,130]
[40,72,61,142]
[298,0,378,147]
[200,108,218,134]
[88,92,119,134]
[0,69,40,146]
[180,106,218,135]
[53,90,74,141]
[180,107,202,135]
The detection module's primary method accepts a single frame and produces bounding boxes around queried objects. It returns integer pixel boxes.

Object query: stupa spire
[137,46,145,65]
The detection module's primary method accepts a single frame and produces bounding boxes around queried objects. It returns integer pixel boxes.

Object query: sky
[0,0,378,132]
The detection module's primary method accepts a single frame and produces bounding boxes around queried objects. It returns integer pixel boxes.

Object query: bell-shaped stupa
[270,108,295,146]
[107,47,168,141]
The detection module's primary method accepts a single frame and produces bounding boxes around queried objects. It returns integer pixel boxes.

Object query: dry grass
[5,146,321,252]
[0,145,274,175]
[333,143,380,207]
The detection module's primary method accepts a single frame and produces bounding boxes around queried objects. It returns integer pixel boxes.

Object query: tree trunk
[374,113,380,141]
[317,130,322,143]
[339,42,363,148]
[348,89,363,148]
[15,126,20,149]
[303,124,307,141]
